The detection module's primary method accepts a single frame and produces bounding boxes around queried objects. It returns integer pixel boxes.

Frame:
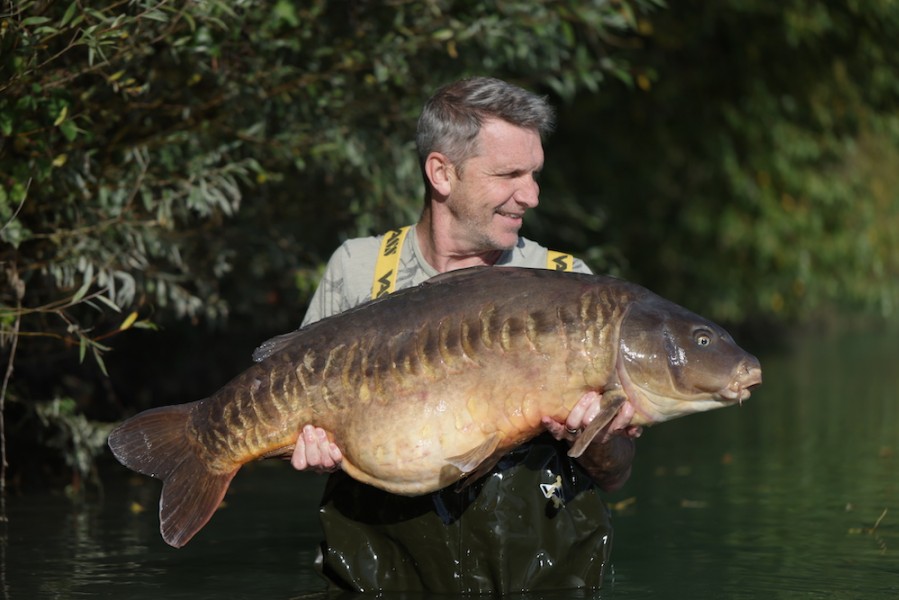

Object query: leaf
[119,311,138,331]
[72,262,94,303]
[21,16,52,27]
[60,120,78,141]
[94,294,122,312]
[143,9,170,23]
[273,0,299,27]
[131,320,158,331]
[432,28,454,41]
[60,1,79,27]
[0,112,12,136]
[92,347,108,376]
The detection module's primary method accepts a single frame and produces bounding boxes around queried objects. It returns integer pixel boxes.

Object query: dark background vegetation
[1,0,897,493]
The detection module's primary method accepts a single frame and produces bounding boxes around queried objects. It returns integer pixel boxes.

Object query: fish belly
[330,350,588,495]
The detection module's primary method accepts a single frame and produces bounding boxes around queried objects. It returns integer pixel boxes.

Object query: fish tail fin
[107,403,238,548]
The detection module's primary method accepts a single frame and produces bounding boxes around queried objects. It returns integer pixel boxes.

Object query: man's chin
[488,225,521,249]
[492,234,519,251]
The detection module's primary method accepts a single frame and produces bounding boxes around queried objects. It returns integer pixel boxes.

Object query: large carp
[108,267,761,548]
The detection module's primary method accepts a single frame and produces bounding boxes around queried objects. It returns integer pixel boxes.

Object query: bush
[0,0,661,488]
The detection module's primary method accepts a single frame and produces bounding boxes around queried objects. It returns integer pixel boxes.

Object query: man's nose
[516,176,540,208]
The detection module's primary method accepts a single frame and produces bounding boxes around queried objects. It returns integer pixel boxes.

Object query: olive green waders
[315,435,612,593]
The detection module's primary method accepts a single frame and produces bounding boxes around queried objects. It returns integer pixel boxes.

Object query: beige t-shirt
[301,225,591,326]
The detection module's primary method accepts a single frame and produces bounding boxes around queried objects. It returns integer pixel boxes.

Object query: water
[3,327,897,599]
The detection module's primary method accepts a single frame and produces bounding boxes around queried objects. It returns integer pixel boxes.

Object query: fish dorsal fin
[252,330,304,362]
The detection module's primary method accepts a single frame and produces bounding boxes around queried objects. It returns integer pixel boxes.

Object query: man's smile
[495,208,525,220]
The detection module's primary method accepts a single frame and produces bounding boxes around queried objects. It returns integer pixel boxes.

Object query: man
[291,77,640,593]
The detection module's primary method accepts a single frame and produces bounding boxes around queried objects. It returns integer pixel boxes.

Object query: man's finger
[582,392,603,426]
[303,425,322,467]
[328,442,343,466]
[291,434,308,470]
[568,391,601,431]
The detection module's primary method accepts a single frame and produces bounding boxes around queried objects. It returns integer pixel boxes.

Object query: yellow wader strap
[373,228,572,299]
[546,250,574,272]
[371,226,411,300]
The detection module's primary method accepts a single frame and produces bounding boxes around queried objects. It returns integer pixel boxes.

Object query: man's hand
[542,391,642,492]
[291,425,343,473]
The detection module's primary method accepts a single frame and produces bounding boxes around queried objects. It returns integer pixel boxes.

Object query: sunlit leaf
[53,105,68,126]
[119,311,139,331]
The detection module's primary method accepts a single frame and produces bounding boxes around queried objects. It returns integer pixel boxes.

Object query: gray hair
[416,77,555,187]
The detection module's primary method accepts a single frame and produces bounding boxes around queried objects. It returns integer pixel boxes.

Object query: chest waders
[315,229,612,593]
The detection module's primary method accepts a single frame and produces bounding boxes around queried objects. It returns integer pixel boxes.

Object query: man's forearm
[576,436,636,492]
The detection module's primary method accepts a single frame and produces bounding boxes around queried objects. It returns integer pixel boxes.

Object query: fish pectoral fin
[567,389,628,458]
[454,454,504,492]
[446,433,502,475]
[445,433,504,492]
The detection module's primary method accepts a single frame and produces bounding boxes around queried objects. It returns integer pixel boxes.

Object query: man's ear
[424,152,455,197]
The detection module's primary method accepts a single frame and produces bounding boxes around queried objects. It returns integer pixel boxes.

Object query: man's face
[445,119,544,252]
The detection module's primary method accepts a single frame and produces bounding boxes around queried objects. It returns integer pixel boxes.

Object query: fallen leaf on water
[609,497,637,511]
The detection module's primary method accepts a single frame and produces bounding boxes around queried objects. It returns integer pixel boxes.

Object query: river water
[3,326,897,599]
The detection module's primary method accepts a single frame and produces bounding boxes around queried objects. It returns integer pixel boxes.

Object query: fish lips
[716,359,763,403]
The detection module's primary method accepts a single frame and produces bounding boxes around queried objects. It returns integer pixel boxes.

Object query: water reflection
[2,327,897,599]
[3,462,326,600]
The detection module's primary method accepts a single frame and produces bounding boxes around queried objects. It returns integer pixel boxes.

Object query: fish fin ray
[107,403,238,548]
[454,453,504,491]
[446,433,502,474]
[252,330,305,362]
[445,433,505,489]
[567,391,627,458]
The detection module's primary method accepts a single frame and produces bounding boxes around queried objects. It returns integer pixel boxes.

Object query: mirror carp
[108,266,762,547]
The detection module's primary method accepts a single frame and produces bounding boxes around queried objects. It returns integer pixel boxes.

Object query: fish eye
[694,329,712,347]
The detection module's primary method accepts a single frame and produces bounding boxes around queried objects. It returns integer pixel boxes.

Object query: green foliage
[546,0,899,323]
[0,0,660,486]
[1,0,660,330]
[33,396,115,489]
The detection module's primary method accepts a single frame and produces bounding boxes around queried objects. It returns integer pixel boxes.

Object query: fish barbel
[108,267,762,547]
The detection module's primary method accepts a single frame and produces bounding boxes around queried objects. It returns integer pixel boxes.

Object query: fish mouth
[718,364,763,404]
